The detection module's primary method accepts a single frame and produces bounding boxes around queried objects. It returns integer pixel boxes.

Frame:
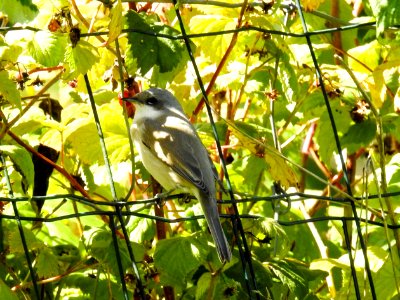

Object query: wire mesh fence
[1,0,400,299]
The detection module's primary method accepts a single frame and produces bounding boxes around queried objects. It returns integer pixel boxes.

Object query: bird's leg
[155,190,192,204]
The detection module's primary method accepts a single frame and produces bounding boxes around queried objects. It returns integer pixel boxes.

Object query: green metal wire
[294,1,376,299]
[84,74,146,299]
[0,155,40,299]
[1,2,399,299]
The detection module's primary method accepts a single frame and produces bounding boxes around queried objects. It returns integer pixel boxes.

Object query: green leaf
[0,37,23,63]
[106,0,123,45]
[269,260,309,299]
[64,40,100,77]
[63,118,102,165]
[0,279,18,300]
[98,102,131,163]
[125,11,188,75]
[340,119,376,154]
[189,15,236,62]
[228,120,298,188]
[315,101,352,165]
[244,217,290,259]
[36,248,60,278]
[0,0,38,24]
[7,225,43,253]
[347,40,381,72]
[154,236,204,289]
[27,31,67,67]
[0,145,34,192]
[89,229,145,278]
[0,70,22,110]
[369,0,400,39]
[63,272,131,299]
[129,217,156,244]
[195,272,213,299]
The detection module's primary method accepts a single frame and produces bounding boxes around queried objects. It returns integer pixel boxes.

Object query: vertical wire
[108,214,130,300]
[0,155,40,299]
[342,217,361,300]
[293,1,376,298]
[83,74,146,299]
[171,2,261,299]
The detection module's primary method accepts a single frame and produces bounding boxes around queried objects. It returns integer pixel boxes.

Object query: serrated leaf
[370,59,400,108]
[348,40,381,73]
[98,102,131,163]
[36,248,60,278]
[125,11,188,75]
[64,40,99,77]
[340,119,376,154]
[252,218,290,259]
[227,120,298,188]
[0,39,23,62]
[269,260,308,298]
[7,226,43,253]
[63,118,102,165]
[154,236,203,288]
[0,0,38,24]
[369,0,400,38]
[27,31,67,67]
[129,218,156,244]
[105,0,123,46]
[0,279,18,300]
[189,15,235,62]
[0,145,34,192]
[89,230,145,277]
[315,101,351,165]
[0,70,22,110]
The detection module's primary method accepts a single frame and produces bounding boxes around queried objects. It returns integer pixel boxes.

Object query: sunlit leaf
[228,120,298,188]
[348,40,381,73]
[0,0,38,24]
[189,15,235,62]
[27,31,67,67]
[63,118,102,165]
[0,37,22,62]
[370,59,400,108]
[154,236,204,288]
[64,40,100,77]
[0,70,22,110]
[0,145,34,192]
[369,0,400,39]
[105,0,123,46]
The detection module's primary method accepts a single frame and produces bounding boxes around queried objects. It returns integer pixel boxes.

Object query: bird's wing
[140,115,214,196]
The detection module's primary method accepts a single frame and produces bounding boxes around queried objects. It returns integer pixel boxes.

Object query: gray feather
[130,88,232,262]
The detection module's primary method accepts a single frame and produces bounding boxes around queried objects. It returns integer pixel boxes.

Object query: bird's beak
[123,95,144,105]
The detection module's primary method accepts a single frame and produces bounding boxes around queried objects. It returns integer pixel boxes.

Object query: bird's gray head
[125,88,184,113]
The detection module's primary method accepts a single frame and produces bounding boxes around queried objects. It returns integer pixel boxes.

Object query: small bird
[126,88,232,263]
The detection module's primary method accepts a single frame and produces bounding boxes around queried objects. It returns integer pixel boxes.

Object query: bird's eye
[146,97,158,105]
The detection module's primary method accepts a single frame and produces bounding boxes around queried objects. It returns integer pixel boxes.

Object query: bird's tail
[199,194,232,263]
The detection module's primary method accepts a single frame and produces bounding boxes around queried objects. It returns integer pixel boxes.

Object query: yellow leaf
[226,120,298,189]
[348,40,381,73]
[105,0,123,46]
[302,0,325,12]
